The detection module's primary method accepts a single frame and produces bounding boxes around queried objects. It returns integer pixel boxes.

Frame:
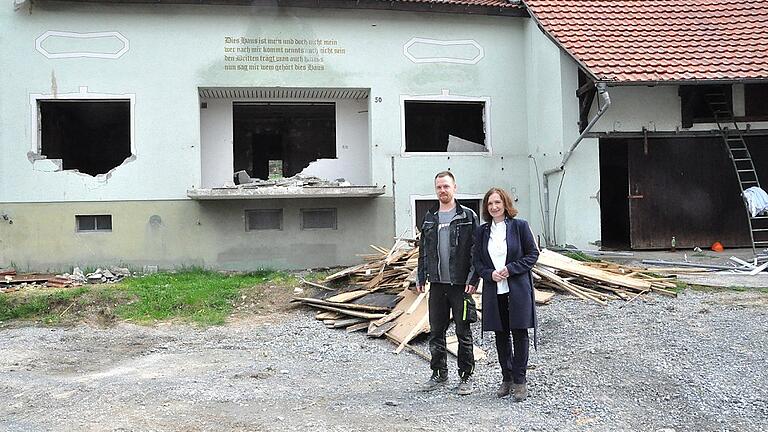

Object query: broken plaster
[27,151,137,184]
[51,70,57,98]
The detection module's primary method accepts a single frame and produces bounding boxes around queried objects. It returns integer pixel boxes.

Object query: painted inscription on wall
[223,36,346,72]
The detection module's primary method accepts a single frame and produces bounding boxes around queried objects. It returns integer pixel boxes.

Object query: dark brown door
[627,137,751,249]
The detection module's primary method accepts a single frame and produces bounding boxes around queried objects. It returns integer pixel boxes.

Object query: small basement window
[301,208,337,230]
[245,209,283,231]
[76,215,112,232]
[405,101,486,152]
[233,102,336,180]
[39,100,131,176]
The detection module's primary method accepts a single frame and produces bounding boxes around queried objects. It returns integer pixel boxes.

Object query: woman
[472,187,539,401]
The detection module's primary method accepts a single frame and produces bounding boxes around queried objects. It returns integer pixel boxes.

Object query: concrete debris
[233,170,251,185]
[0,266,131,293]
[228,173,350,189]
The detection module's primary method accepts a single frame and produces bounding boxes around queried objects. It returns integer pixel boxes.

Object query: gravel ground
[1,289,767,432]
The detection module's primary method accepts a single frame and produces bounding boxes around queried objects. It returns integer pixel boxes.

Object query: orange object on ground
[711,241,724,252]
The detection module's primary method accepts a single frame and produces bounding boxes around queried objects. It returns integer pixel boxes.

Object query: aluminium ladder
[706,90,766,254]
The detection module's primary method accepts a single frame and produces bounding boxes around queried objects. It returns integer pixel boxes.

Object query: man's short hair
[434,170,455,182]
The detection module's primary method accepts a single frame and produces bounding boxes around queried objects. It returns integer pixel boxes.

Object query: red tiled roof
[386,0,519,7]
[524,0,768,83]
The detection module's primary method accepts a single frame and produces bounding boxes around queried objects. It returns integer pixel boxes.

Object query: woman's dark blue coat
[472,217,539,332]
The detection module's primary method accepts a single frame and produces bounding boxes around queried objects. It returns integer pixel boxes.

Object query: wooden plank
[363,272,385,290]
[304,303,386,319]
[371,309,404,327]
[533,267,602,304]
[293,297,392,312]
[445,335,487,361]
[749,261,768,275]
[352,292,401,308]
[331,317,368,328]
[367,321,397,338]
[325,290,370,303]
[315,311,342,320]
[538,249,654,292]
[405,290,428,315]
[324,263,367,282]
[394,312,430,354]
[369,245,389,254]
[534,289,555,304]
[386,289,431,351]
[346,322,370,333]
[384,333,430,361]
[301,278,335,291]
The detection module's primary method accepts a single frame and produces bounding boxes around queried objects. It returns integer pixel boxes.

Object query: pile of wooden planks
[533,249,678,305]
[322,238,420,294]
[294,241,680,361]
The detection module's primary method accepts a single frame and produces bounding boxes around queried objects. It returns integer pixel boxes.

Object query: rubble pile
[232,172,351,188]
[0,266,131,293]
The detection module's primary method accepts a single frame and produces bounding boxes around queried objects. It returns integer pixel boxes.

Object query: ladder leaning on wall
[706,90,766,255]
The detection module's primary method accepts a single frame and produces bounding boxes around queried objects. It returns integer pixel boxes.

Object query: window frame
[30,87,136,161]
[400,93,492,156]
[244,209,284,231]
[300,208,338,230]
[75,214,113,233]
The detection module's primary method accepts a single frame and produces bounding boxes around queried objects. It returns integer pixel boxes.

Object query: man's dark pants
[495,293,529,384]
[428,282,475,377]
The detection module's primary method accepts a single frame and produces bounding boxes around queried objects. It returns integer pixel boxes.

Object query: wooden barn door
[627,137,751,249]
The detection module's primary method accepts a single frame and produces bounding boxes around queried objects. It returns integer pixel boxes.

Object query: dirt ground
[1,284,767,432]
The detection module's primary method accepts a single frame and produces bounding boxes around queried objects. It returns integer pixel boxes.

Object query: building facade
[2,0,765,271]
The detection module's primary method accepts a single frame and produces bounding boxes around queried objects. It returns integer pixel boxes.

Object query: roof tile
[524,0,768,82]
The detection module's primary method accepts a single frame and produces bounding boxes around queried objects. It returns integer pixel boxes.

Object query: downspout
[542,82,611,246]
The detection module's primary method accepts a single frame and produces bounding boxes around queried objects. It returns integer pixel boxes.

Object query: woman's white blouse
[488,220,509,295]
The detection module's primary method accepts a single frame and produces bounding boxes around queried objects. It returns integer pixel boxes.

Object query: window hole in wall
[39,100,131,176]
[405,101,486,152]
[233,102,336,180]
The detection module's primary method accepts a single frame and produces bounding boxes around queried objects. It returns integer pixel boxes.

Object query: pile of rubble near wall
[294,239,678,359]
[0,267,130,293]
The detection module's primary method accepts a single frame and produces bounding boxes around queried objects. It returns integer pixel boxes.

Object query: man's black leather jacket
[417,201,480,287]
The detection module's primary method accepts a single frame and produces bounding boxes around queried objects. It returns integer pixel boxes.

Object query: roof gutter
[542,82,610,246]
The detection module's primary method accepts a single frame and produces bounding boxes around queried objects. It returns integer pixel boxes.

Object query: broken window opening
[39,100,131,176]
[233,102,336,180]
[405,101,486,152]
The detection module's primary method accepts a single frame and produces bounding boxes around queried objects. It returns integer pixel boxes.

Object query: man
[415,171,480,395]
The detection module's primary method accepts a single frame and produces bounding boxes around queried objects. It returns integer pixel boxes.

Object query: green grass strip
[114,269,288,325]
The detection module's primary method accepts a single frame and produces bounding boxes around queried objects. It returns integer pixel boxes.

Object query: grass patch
[670,281,689,293]
[0,286,90,322]
[0,269,297,326]
[114,269,292,325]
[686,284,762,293]
[562,251,601,262]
